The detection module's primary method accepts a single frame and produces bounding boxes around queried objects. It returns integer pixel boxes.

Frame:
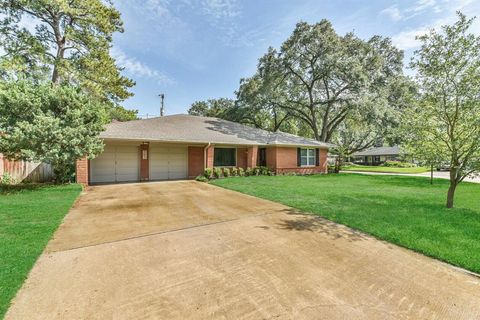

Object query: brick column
[247,146,258,168]
[188,147,204,178]
[205,145,214,168]
[76,157,89,186]
[319,148,328,173]
[140,143,149,181]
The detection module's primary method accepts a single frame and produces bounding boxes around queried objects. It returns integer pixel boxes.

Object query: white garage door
[150,146,188,180]
[90,145,139,183]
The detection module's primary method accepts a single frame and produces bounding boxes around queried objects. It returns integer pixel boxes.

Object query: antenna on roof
[158,93,165,116]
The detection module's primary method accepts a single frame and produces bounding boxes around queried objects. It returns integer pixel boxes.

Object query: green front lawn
[0,184,82,318]
[342,165,430,174]
[211,174,480,273]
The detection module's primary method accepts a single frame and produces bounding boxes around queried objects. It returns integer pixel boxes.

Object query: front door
[259,148,267,166]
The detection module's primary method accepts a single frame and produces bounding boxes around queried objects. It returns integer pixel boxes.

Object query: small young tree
[0,81,107,182]
[404,12,480,208]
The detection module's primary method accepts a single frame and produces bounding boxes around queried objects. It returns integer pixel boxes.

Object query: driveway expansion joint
[48,211,279,254]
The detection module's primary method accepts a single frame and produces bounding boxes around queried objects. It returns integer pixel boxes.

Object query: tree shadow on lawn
[269,189,480,242]
[318,173,451,188]
[274,208,368,242]
[0,183,56,195]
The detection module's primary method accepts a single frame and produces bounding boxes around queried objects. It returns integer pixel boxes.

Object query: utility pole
[158,93,165,116]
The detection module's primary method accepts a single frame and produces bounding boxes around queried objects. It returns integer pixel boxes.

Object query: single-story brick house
[353,146,401,165]
[76,114,334,185]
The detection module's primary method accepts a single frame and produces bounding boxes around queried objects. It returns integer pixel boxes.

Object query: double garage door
[90,144,188,184]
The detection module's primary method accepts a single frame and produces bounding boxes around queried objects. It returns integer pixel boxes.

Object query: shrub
[245,167,253,176]
[204,168,213,179]
[231,167,238,176]
[223,168,231,177]
[238,167,245,176]
[259,166,270,175]
[213,167,223,179]
[253,167,260,176]
[384,161,416,168]
[328,165,337,173]
[195,175,208,182]
[0,172,15,185]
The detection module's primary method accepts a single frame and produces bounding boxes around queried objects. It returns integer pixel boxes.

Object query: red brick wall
[188,147,204,178]
[266,147,328,175]
[266,147,277,169]
[319,148,328,173]
[247,146,258,168]
[205,145,214,168]
[275,147,298,168]
[236,148,248,168]
[76,157,89,185]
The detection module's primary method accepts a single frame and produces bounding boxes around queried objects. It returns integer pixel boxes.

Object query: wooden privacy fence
[0,153,53,183]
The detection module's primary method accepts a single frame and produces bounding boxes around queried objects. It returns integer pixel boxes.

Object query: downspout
[204,142,211,170]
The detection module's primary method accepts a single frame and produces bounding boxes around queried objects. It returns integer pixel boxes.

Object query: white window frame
[300,148,316,167]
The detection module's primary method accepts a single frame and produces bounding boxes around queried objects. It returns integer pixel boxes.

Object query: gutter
[204,142,211,170]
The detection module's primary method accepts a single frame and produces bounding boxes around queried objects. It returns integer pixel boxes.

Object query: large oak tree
[236,20,406,144]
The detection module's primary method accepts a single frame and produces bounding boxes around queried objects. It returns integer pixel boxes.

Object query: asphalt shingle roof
[100,114,333,148]
[353,146,400,156]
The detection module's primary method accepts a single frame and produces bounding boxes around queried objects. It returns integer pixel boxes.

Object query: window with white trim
[300,148,315,166]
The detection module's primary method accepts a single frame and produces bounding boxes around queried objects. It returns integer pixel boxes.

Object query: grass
[211,174,480,274]
[342,164,430,174]
[0,183,82,318]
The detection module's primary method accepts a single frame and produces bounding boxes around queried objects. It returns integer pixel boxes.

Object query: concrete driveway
[6,181,480,319]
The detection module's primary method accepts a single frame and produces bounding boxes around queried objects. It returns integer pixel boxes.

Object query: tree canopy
[0,0,137,120]
[188,98,235,119]
[235,20,406,144]
[0,81,106,182]
[402,12,480,208]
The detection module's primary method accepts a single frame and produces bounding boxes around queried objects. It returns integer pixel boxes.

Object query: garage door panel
[114,173,138,182]
[150,146,188,180]
[90,145,139,183]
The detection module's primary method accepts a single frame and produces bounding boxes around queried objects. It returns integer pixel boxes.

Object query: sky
[112,0,480,117]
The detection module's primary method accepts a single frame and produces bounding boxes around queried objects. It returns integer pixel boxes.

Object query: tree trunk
[334,155,343,173]
[446,181,457,208]
[446,168,458,208]
[51,46,65,84]
[430,164,433,185]
[52,18,66,85]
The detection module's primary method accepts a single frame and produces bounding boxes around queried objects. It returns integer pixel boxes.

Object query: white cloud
[380,5,403,21]
[411,0,436,12]
[391,26,432,49]
[390,0,479,49]
[201,0,240,19]
[380,0,438,22]
[111,48,175,85]
[125,0,243,47]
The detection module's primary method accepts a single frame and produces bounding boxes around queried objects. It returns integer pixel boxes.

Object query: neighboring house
[352,146,401,165]
[76,114,334,185]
